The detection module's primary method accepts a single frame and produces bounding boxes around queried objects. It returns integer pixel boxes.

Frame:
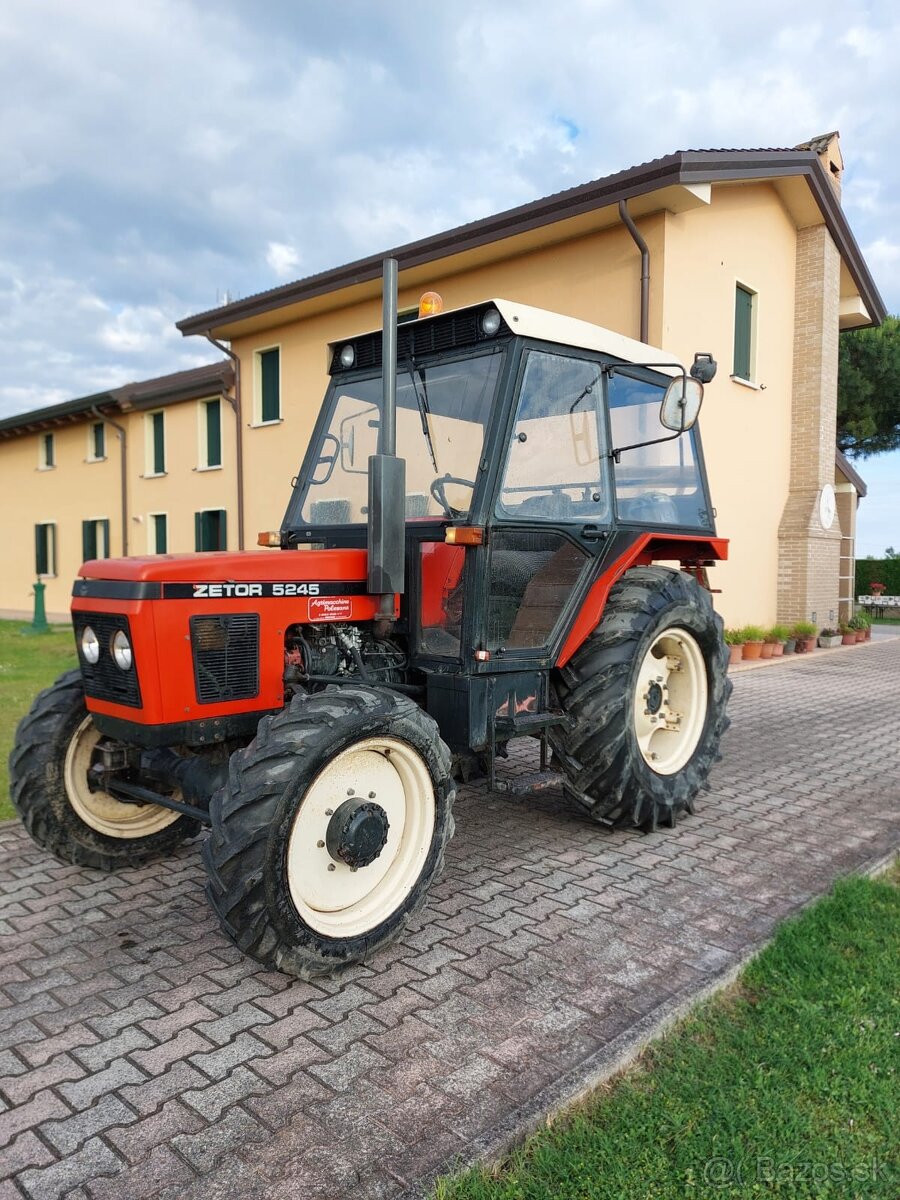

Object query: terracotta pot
[841,633,856,646]
[742,641,764,660]
[856,630,866,643]
[769,642,784,657]
[728,644,744,666]
[803,636,817,652]
[865,629,872,641]
[760,643,774,658]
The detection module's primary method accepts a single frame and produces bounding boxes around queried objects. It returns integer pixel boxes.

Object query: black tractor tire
[550,566,731,830]
[202,684,455,979]
[9,669,199,869]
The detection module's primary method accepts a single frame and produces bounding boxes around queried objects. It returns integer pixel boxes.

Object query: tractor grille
[190,614,260,704]
[330,306,509,374]
[74,613,142,708]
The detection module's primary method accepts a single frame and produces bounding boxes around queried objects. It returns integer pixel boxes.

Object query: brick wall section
[777,224,843,625]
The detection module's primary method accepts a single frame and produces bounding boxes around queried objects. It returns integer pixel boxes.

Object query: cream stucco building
[0,135,883,627]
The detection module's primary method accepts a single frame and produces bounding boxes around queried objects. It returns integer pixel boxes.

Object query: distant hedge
[855,558,900,596]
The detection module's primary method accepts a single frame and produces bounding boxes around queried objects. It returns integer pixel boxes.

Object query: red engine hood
[77,549,369,583]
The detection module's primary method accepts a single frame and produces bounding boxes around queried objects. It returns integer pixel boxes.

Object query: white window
[198,398,223,469]
[87,421,106,462]
[145,411,166,476]
[39,433,55,470]
[254,346,281,424]
[148,512,168,554]
[35,522,57,575]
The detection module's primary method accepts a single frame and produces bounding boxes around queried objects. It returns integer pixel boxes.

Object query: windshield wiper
[404,351,439,472]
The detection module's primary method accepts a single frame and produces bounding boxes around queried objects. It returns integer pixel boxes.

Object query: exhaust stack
[367,258,406,627]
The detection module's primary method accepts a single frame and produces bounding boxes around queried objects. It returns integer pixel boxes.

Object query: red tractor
[11,262,730,979]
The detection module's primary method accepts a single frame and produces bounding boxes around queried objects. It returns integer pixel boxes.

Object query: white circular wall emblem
[819,484,836,530]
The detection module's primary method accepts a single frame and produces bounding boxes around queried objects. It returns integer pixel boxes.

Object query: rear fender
[556,534,728,667]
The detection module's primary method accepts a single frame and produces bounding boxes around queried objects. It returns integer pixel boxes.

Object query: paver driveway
[1,640,899,1200]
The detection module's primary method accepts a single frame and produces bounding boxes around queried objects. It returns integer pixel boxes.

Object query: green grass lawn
[435,866,900,1200]
[0,618,76,821]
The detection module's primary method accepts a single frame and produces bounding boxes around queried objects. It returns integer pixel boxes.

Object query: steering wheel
[430,474,477,517]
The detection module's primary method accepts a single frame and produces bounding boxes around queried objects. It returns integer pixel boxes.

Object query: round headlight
[339,344,355,368]
[481,307,502,336]
[81,626,100,664]
[111,629,133,671]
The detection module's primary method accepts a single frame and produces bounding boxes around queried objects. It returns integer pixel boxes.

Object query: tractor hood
[74,549,369,588]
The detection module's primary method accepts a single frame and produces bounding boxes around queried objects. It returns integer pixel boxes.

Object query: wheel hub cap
[326,799,390,869]
[645,681,664,714]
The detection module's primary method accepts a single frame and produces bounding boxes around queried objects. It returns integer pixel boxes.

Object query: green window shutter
[152,412,165,473]
[206,400,222,467]
[194,511,203,551]
[82,520,95,562]
[154,514,167,554]
[35,526,47,575]
[217,510,227,550]
[260,349,280,422]
[44,434,54,467]
[93,423,105,459]
[733,286,753,380]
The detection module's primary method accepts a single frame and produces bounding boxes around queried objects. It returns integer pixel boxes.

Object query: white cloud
[265,242,301,278]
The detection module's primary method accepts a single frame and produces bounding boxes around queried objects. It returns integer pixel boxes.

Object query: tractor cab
[280,297,720,762]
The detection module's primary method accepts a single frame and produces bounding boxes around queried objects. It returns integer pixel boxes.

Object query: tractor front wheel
[550,567,731,830]
[10,670,199,869]
[202,685,455,979]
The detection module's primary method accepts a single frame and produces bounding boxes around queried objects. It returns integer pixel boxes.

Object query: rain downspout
[91,405,128,556]
[618,200,649,344]
[203,336,245,551]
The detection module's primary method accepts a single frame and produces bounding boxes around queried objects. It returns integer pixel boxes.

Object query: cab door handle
[581,525,607,542]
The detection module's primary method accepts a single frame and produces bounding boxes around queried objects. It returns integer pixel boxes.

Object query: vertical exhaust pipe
[368,258,406,631]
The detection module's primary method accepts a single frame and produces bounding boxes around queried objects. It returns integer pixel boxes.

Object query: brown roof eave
[0,390,119,439]
[177,148,886,337]
[835,446,868,497]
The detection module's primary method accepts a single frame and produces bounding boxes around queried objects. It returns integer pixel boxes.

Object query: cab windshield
[293,348,504,525]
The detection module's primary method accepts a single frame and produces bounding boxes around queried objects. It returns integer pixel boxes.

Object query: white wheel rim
[285,736,435,938]
[64,716,181,838]
[632,627,708,775]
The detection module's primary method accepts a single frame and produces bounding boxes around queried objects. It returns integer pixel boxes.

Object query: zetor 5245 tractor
[11,261,731,980]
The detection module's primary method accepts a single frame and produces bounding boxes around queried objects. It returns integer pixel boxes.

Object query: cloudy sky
[1,0,897,553]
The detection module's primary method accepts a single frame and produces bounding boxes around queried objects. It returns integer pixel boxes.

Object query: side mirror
[660,374,704,432]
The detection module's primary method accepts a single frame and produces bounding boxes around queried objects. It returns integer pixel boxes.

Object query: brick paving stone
[0,642,898,1198]
[85,1143,196,1200]
[117,1060,210,1116]
[17,1136,123,1200]
[182,1064,272,1120]
[0,1129,56,1180]
[41,1092,137,1155]
[104,1096,205,1164]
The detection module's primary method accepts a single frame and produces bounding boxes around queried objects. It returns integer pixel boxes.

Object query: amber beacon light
[418,291,444,318]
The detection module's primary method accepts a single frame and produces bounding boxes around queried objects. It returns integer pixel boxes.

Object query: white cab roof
[492,300,680,374]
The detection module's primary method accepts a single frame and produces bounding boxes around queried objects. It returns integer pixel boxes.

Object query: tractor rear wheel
[202,685,455,979]
[550,567,730,830]
[10,670,199,869]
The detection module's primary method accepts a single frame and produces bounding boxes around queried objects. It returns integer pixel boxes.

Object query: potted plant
[766,625,790,658]
[848,614,867,643]
[723,628,746,667]
[741,624,766,660]
[818,627,842,649]
[870,581,886,596]
[839,622,856,646]
[856,611,872,640]
[792,620,818,653]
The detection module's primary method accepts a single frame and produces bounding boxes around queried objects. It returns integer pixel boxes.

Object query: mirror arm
[608,430,684,464]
